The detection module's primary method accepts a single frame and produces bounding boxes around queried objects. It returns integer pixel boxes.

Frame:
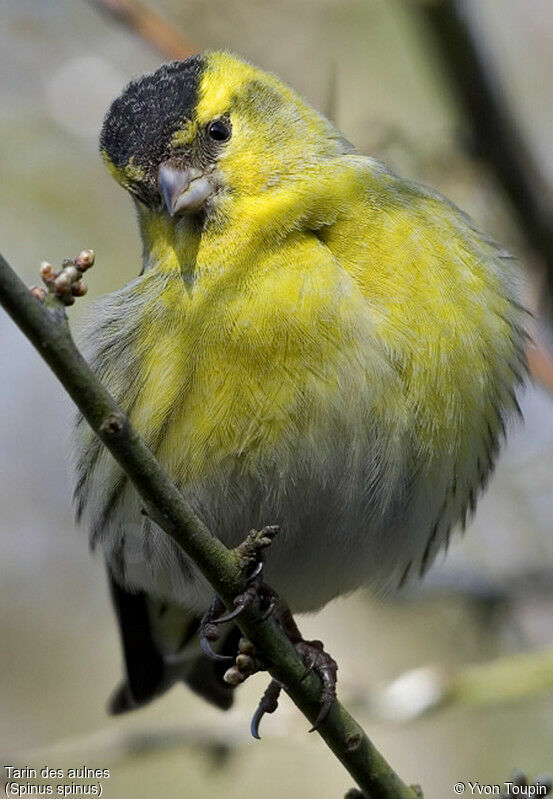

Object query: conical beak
[158,163,214,216]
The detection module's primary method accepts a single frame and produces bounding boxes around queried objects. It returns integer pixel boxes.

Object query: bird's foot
[296,638,338,731]
[198,525,280,661]
[214,573,279,627]
[251,610,338,738]
[280,608,338,731]
[198,525,338,738]
[199,596,232,662]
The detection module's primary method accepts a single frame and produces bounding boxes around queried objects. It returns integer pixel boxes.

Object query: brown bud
[29,285,47,301]
[345,733,362,751]
[235,654,254,671]
[238,638,255,655]
[63,265,80,283]
[223,667,246,686]
[75,249,95,271]
[54,271,72,292]
[71,280,88,297]
[101,412,124,434]
[40,261,56,282]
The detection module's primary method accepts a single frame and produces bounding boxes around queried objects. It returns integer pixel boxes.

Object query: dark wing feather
[106,567,238,714]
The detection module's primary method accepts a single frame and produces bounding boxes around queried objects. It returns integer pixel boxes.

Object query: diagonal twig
[85,0,197,60]
[411,0,553,395]
[412,0,553,288]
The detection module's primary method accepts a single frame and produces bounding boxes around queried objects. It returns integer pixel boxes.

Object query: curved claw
[294,638,338,733]
[213,601,248,625]
[250,679,282,740]
[250,705,264,740]
[200,634,233,662]
[260,592,278,621]
[308,697,333,732]
[247,559,264,582]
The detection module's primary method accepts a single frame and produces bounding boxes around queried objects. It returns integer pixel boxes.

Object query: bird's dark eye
[206,119,231,142]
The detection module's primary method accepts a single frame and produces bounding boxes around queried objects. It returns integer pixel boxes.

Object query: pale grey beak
[158,163,214,216]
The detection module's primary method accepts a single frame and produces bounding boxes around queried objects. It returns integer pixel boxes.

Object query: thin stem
[413,0,553,296]
[84,0,197,60]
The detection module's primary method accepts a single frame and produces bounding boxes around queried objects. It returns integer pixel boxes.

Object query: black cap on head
[100,56,205,172]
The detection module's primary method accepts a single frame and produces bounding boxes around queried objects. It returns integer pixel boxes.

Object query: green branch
[0,250,420,799]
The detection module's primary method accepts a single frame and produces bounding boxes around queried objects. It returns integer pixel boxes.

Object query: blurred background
[1,1,553,797]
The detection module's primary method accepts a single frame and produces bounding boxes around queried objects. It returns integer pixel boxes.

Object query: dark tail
[107,570,240,714]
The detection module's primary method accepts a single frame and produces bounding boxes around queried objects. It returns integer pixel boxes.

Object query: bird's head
[100,51,352,224]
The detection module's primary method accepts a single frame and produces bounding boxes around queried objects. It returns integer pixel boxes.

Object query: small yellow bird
[72,52,526,716]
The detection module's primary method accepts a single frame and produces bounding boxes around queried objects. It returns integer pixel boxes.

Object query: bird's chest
[76,260,413,611]
[107,259,394,491]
